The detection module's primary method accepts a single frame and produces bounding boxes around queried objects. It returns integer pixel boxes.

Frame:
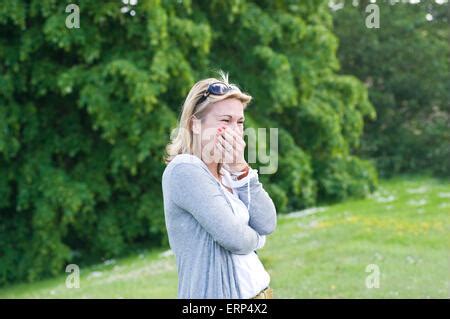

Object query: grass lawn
[0,176,448,298]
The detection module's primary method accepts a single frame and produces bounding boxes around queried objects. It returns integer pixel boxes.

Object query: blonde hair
[164,71,252,165]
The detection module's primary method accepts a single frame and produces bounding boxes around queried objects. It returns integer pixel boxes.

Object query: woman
[162,71,277,299]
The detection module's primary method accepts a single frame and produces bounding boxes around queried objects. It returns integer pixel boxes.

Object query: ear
[191,115,201,135]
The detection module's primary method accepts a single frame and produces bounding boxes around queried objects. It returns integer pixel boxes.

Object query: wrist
[227,166,258,188]
[229,163,249,174]
[229,164,250,181]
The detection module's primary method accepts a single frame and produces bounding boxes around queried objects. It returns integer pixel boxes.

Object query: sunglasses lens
[209,83,230,95]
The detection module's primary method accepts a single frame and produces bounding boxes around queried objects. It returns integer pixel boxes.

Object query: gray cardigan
[161,154,277,299]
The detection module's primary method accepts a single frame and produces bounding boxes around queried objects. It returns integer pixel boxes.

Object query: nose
[229,120,239,130]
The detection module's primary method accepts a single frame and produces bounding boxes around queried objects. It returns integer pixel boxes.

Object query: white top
[219,168,270,299]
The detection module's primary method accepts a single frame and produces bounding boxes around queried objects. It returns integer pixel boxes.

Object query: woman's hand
[215,126,248,173]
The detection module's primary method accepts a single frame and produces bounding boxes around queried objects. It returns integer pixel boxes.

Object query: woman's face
[193,98,245,163]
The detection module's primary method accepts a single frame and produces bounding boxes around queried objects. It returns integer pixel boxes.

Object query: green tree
[333,0,450,177]
[0,0,376,285]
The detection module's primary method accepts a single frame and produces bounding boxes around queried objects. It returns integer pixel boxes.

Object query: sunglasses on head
[195,82,239,107]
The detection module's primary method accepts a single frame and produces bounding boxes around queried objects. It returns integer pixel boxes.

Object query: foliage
[333,0,450,177]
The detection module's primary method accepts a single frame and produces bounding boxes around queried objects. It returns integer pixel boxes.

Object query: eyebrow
[217,114,245,120]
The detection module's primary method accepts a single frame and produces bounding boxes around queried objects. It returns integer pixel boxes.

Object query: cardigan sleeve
[167,162,265,255]
[234,169,277,236]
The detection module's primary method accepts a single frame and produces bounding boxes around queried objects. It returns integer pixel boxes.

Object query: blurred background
[0,0,448,298]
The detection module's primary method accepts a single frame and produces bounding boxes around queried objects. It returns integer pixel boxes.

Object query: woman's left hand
[216,126,248,173]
